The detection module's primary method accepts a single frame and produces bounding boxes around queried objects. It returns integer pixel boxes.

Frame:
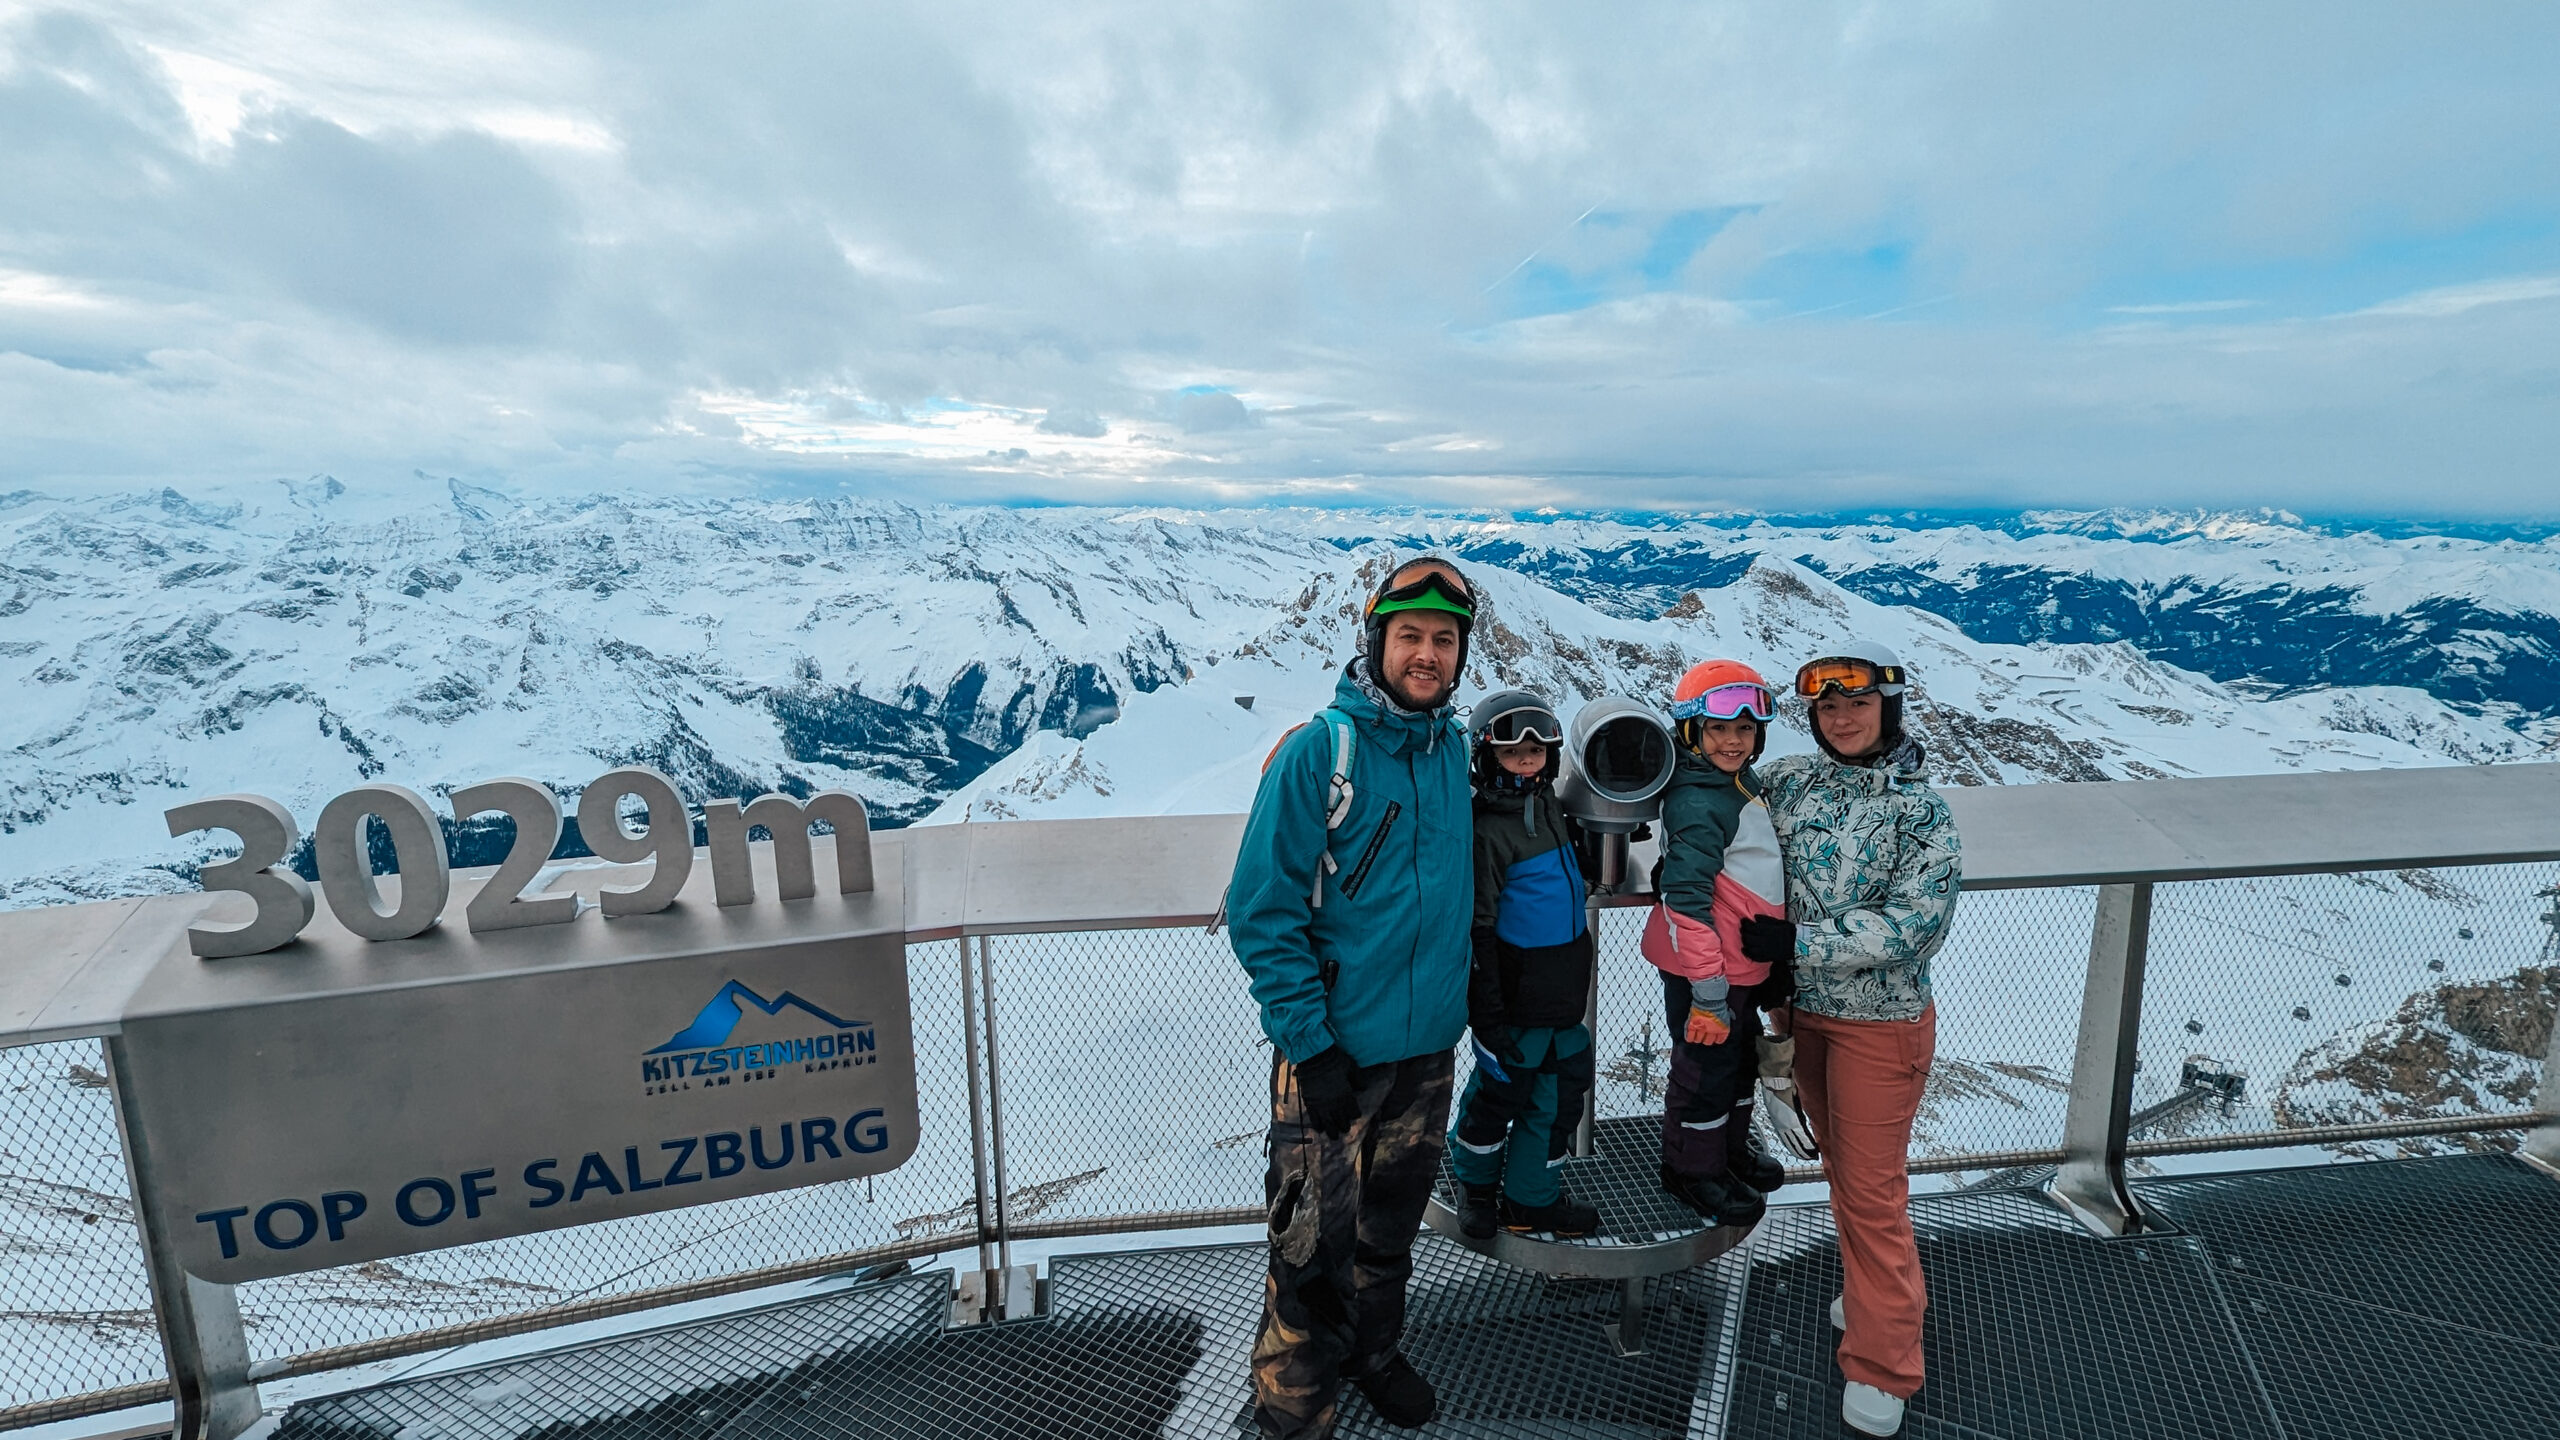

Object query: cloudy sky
[2,2,2555,516]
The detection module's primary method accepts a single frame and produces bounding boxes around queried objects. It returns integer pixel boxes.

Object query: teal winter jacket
[1228,665,1475,1067]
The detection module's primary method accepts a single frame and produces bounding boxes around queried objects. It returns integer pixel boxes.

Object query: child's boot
[1731,1124,1788,1194]
[1500,1191,1600,1238]
[1453,1179,1499,1241]
[1659,1165,1767,1227]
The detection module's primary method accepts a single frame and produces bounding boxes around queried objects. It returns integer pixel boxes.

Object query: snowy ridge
[1214,508,2560,718]
[0,484,2550,905]
[929,549,2532,823]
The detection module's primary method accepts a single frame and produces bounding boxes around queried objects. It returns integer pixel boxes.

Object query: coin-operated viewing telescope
[1555,695,1678,892]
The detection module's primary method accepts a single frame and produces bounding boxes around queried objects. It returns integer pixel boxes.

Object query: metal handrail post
[104,1037,259,1440]
[1574,833,1629,1159]
[955,940,997,1278]
[2049,882,2154,1237]
[1574,891,1601,1157]
[2525,980,2560,1180]
[978,933,1015,1272]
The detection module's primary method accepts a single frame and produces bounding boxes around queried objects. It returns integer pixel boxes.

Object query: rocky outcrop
[2273,967,2556,1157]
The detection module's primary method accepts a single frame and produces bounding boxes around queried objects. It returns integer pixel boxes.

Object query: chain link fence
[0,1040,163,1411]
[2133,862,2560,1166]
[4,863,2553,1421]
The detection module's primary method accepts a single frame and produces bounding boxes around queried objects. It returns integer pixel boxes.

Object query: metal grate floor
[272,1154,2560,1440]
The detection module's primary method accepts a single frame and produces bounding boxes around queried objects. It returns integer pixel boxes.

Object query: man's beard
[1386,668,1450,711]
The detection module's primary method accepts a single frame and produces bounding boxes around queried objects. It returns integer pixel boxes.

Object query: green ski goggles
[1368,566,1475,623]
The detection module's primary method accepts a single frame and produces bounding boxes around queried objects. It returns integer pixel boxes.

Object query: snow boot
[1349,1351,1437,1429]
[1500,1191,1600,1238]
[1453,1179,1499,1241]
[1659,1165,1767,1227]
[1732,1129,1787,1194]
[1843,1381,1905,1436]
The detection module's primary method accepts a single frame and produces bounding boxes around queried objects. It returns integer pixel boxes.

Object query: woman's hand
[1740,915,1797,965]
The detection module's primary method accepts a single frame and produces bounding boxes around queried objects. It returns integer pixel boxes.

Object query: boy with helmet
[1229,556,1478,1437]
[1445,688,1602,1241]
[1643,659,1796,1226]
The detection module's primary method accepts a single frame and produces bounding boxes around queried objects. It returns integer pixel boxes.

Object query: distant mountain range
[2,482,2553,904]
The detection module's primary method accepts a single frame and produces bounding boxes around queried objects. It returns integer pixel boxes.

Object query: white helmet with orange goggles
[1669,659,1776,758]
[1794,642,1906,699]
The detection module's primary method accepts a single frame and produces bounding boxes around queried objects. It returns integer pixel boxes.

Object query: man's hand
[1471,1025,1518,1084]
[1740,915,1797,966]
[1293,1046,1362,1134]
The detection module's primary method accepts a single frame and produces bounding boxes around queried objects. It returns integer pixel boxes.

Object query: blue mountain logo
[648,980,866,1054]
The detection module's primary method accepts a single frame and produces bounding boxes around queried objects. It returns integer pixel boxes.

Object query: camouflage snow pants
[1251,1048,1455,1439]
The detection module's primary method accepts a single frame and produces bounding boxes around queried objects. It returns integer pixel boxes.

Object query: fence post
[1573,893,1602,1158]
[2526,978,2560,1180]
[2049,882,2154,1237]
[978,934,1015,1273]
[956,941,997,1280]
[105,1037,260,1440]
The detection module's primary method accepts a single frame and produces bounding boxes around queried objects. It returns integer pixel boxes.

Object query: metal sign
[113,834,916,1284]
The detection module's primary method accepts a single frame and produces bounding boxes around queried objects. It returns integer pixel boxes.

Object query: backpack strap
[1310,708,1356,908]
[1205,706,1362,934]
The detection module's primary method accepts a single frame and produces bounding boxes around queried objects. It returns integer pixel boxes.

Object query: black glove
[1293,1045,1362,1135]
[1472,1022,1521,1065]
[1740,915,1797,967]
[1757,950,1798,1008]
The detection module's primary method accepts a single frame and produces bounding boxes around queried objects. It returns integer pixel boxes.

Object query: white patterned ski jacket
[1758,738,1962,1022]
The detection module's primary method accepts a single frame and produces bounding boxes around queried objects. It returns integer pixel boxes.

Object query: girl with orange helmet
[1641,658,1795,1227]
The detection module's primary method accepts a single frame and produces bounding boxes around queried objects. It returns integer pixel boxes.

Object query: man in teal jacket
[1229,557,1476,1437]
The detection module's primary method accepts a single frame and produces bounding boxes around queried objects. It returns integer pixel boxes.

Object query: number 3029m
[163,769,874,959]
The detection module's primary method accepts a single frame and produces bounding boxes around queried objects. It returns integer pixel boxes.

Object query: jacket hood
[1472,775,1557,832]
[1813,733,1928,783]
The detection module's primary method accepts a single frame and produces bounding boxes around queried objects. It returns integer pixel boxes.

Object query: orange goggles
[1794,657,1904,697]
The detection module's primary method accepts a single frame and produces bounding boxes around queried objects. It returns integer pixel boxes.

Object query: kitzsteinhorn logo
[639,980,878,1092]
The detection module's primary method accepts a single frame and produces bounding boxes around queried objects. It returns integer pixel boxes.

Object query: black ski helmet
[1468,688,1563,785]
[1361,557,1476,701]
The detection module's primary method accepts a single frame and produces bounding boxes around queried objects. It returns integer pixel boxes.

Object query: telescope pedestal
[1421,1115,1758,1358]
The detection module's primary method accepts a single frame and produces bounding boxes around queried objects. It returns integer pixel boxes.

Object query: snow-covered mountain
[928,535,2540,822]
[1,483,2552,905]
[1266,509,2560,722]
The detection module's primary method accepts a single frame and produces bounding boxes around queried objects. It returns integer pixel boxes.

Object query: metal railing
[5,764,2560,1431]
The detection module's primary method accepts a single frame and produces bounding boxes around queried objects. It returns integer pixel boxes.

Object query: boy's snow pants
[1447,1023,1594,1207]
[1659,969,1763,1177]
[1793,1004,1937,1400]
[1252,1048,1454,1439]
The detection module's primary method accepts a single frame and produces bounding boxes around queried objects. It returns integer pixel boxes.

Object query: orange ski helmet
[1669,659,1776,758]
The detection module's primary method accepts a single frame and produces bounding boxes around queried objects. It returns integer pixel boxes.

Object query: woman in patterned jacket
[1743,639,1961,1439]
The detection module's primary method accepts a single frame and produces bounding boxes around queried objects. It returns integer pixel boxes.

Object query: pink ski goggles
[1669,683,1776,723]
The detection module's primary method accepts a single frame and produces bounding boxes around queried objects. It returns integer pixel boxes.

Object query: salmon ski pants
[1253,1049,1455,1439]
[1792,1004,1937,1399]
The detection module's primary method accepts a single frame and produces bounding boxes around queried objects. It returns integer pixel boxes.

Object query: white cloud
[2108,300,2259,315]
[0,1,2555,516]
[2355,275,2560,320]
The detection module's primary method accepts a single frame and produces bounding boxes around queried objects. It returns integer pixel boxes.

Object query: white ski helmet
[1795,640,1908,762]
